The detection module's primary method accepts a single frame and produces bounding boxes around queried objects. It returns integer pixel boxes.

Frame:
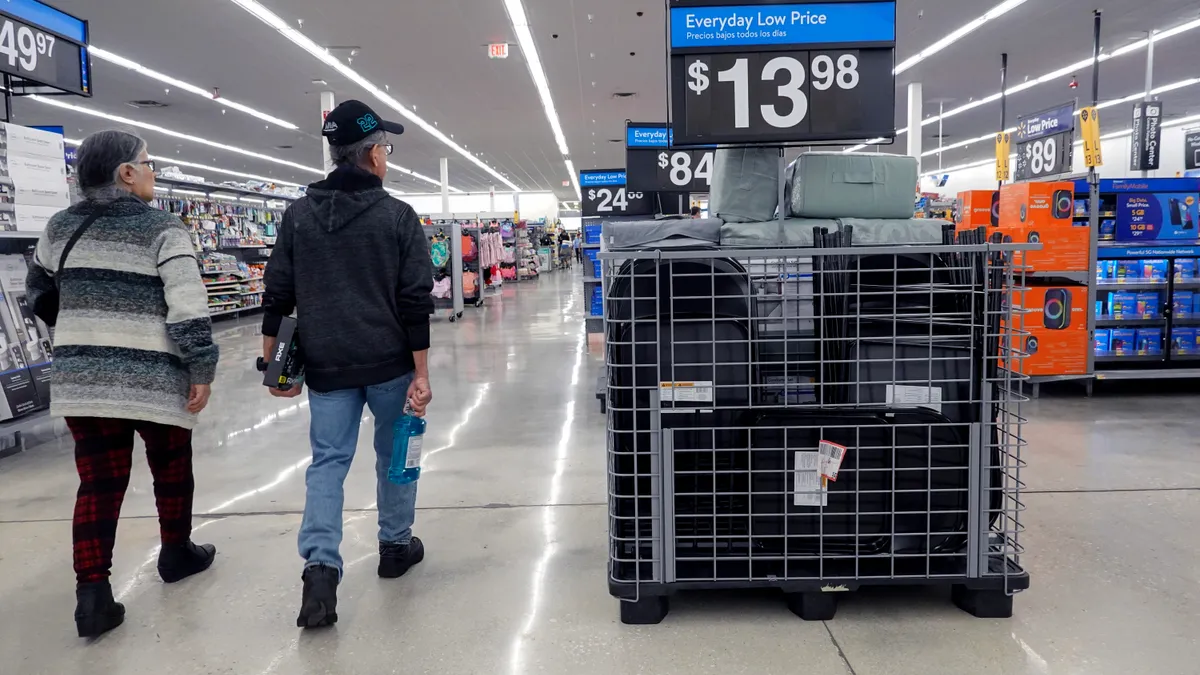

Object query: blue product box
[1099,219,1115,240]
[1095,300,1105,318]
[1075,199,1089,217]
[585,248,601,278]
[1116,260,1141,282]
[584,224,602,244]
[1174,259,1196,282]
[1171,327,1196,355]
[1110,328,1136,356]
[1136,292,1161,318]
[1136,328,1163,356]
[1174,291,1194,318]
[1095,329,1111,355]
[1096,260,1118,281]
[1109,292,1138,318]
[1195,293,1200,315]
[1142,259,1169,281]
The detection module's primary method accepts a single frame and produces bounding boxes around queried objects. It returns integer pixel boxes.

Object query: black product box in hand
[261,316,304,391]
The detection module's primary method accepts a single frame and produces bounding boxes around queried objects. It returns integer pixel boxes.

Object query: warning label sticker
[659,381,714,403]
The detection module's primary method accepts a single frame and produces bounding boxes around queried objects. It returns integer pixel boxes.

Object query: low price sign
[625,122,714,193]
[580,170,655,218]
[1014,102,1075,181]
[668,1,897,146]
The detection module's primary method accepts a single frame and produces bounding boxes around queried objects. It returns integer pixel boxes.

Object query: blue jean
[299,372,418,574]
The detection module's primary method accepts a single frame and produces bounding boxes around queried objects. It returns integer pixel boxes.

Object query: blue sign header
[627,126,672,148]
[1016,102,1076,143]
[1099,245,1200,259]
[580,170,626,187]
[670,2,895,49]
[1,0,87,43]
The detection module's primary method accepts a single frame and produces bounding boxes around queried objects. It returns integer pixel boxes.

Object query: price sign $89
[0,18,57,74]
[586,187,643,213]
[688,53,860,129]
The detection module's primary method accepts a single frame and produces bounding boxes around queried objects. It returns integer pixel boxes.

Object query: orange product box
[1002,285,1089,377]
[956,190,998,232]
[997,181,1088,273]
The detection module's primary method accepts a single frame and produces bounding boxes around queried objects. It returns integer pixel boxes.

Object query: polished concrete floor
[2,269,1199,674]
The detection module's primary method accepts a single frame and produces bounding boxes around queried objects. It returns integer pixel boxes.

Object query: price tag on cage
[817,440,847,482]
[794,451,828,507]
[667,1,897,146]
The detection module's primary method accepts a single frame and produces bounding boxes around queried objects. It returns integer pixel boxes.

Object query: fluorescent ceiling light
[894,0,1029,75]
[225,0,521,192]
[37,97,450,190]
[66,136,303,186]
[850,15,1200,154]
[89,46,298,130]
[502,0,579,199]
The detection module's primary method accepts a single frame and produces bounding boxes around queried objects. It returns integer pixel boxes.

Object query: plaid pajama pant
[67,417,195,584]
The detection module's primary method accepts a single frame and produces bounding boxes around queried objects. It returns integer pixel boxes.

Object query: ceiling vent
[274,145,294,150]
[611,92,638,99]
[126,100,168,109]
[608,139,623,143]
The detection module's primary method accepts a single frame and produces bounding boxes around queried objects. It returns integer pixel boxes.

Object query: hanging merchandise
[430,232,451,268]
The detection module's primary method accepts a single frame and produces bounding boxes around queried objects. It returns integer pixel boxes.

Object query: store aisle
[2,272,1200,674]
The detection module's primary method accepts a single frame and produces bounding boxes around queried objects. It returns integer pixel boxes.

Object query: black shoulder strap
[57,205,108,279]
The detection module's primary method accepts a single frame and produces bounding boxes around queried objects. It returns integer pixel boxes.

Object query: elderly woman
[27,130,220,638]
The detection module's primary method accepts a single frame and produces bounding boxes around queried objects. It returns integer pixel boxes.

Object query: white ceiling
[11,0,1200,200]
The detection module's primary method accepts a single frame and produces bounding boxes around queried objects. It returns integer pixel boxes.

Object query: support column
[907,82,923,172]
[440,158,450,215]
[320,91,336,172]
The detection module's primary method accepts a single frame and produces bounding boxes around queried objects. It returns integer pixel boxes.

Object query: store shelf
[583,278,602,285]
[583,243,601,249]
[1095,368,1200,381]
[1096,317,1165,327]
[208,305,262,318]
[0,231,41,239]
[1095,282,1168,291]
[1173,280,1200,290]
[1075,212,1116,219]
[207,301,240,308]
[240,290,264,295]
[1094,354,1166,363]
[201,269,244,277]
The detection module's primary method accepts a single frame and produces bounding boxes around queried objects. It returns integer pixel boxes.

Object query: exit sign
[489,43,509,59]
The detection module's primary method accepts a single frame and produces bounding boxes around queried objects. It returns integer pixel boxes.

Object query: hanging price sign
[0,0,92,97]
[580,170,655,218]
[1014,101,1075,181]
[668,1,896,147]
[625,122,715,192]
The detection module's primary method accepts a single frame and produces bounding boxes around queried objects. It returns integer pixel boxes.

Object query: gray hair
[330,130,386,168]
[75,130,147,201]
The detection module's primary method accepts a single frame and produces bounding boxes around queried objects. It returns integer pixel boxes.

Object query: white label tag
[794,451,828,507]
[659,381,714,403]
[885,384,943,413]
[405,435,424,470]
[818,440,847,482]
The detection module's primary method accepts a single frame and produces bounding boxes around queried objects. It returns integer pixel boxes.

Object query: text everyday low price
[684,10,828,33]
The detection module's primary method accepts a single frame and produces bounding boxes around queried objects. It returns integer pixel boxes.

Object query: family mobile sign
[668,0,897,146]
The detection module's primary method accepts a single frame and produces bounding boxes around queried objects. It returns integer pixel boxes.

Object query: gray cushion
[838,218,951,245]
[719,218,838,247]
[791,152,919,220]
[710,147,780,223]
[603,218,722,249]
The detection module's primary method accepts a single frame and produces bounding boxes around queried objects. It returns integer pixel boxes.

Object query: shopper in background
[27,130,219,638]
[572,233,583,264]
[262,100,434,629]
[690,206,702,219]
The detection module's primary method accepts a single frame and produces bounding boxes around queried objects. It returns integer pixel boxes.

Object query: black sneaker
[75,581,125,638]
[157,541,217,583]
[297,565,339,628]
[378,537,425,579]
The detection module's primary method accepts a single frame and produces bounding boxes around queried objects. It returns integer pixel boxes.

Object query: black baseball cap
[321,100,405,146]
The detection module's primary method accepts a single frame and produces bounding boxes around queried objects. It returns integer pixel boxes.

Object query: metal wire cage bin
[603,230,1032,625]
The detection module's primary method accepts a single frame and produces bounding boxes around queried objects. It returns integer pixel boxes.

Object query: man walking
[262,100,434,629]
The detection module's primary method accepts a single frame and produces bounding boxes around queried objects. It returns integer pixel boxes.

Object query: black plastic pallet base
[951,584,1014,618]
[785,592,838,621]
[619,596,669,625]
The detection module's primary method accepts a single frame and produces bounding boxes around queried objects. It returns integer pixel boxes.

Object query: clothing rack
[422,222,465,321]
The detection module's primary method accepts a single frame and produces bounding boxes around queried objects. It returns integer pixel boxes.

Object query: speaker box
[1026,335,1039,355]
[990,191,1000,227]
[1043,288,1071,330]
[1053,190,1073,220]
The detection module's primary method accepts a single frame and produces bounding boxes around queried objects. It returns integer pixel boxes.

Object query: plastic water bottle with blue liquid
[389,403,425,485]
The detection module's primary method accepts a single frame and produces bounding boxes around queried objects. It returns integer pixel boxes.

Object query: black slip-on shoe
[378,537,425,579]
[75,581,125,638]
[297,564,339,628]
[157,541,217,583]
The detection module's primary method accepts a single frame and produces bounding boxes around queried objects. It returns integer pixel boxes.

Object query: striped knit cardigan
[27,196,219,430]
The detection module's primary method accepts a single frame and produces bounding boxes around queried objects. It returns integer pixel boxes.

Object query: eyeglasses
[379,143,394,156]
[130,160,156,172]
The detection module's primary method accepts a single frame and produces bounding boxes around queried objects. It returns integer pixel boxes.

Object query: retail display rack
[421,212,512,322]
[154,176,296,321]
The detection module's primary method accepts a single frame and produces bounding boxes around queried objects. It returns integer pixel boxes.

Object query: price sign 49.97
[672,48,893,146]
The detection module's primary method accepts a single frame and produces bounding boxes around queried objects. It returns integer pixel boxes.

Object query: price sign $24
[587,187,643,213]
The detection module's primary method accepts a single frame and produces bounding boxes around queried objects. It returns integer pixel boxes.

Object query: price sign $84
[587,187,643,213]
[658,150,713,188]
[0,18,57,75]
[688,53,860,130]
